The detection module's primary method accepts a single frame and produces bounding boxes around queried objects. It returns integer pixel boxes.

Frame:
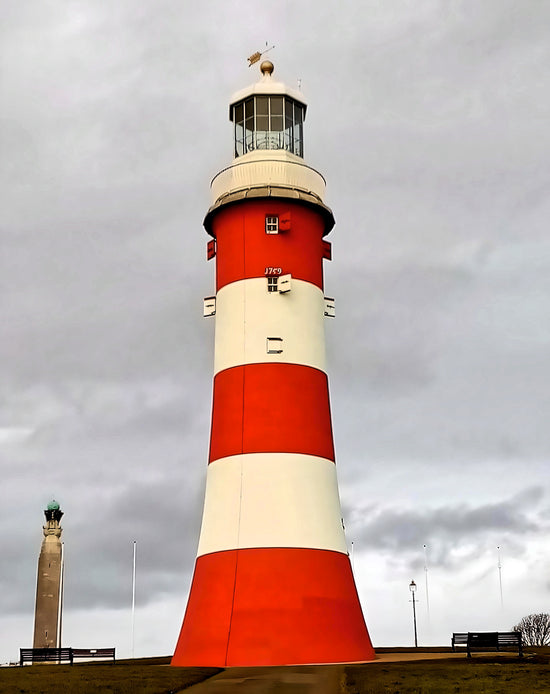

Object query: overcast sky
[1,0,549,663]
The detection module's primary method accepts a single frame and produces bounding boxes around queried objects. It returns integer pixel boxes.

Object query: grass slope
[341,651,550,694]
[0,657,221,694]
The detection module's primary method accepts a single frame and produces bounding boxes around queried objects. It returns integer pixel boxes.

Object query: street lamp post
[409,580,418,647]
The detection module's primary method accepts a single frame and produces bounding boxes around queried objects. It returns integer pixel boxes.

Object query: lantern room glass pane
[235,122,244,156]
[270,96,283,133]
[293,103,304,157]
[294,122,303,156]
[284,99,294,152]
[256,96,269,128]
[255,96,269,149]
[234,103,244,157]
[270,97,283,115]
[244,97,254,152]
[232,95,304,157]
[270,115,283,132]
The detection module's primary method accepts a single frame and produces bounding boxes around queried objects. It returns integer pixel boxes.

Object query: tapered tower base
[172,547,374,666]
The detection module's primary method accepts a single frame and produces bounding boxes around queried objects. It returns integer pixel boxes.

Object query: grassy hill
[1,649,549,693]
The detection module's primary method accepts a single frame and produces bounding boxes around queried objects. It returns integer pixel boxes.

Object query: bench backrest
[20,647,116,666]
[72,648,115,658]
[468,632,499,647]
[497,632,522,644]
[20,648,72,662]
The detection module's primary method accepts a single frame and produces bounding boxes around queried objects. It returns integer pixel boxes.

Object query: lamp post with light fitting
[409,580,418,647]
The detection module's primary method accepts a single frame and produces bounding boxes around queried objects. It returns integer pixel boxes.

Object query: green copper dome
[47,500,60,511]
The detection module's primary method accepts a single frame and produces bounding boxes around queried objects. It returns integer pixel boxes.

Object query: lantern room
[229,61,306,158]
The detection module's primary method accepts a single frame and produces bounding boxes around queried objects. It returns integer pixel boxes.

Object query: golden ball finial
[260,60,274,76]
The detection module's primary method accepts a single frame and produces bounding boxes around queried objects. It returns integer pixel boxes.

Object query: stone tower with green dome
[33,500,64,649]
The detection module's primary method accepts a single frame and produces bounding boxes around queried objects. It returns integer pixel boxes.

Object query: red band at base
[171,547,375,667]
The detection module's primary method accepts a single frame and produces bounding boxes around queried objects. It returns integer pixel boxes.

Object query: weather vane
[247,43,275,67]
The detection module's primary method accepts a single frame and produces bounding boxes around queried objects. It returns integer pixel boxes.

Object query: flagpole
[423,544,430,620]
[497,546,503,608]
[132,540,136,659]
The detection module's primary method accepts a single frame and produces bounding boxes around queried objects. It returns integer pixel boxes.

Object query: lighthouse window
[270,97,283,132]
[232,96,305,157]
[234,102,244,157]
[244,98,254,153]
[256,97,269,131]
[267,276,278,292]
[265,215,279,234]
[293,104,304,157]
[284,103,293,152]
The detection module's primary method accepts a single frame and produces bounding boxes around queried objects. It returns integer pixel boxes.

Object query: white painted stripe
[197,454,348,557]
[214,278,327,375]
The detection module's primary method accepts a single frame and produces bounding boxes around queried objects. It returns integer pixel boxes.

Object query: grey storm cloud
[345,487,547,567]
[61,480,204,612]
[1,475,204,616]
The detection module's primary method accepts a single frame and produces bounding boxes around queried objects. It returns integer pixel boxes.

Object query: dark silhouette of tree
[512,613,550,646]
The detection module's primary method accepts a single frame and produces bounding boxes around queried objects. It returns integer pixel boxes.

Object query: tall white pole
[423,544,430,619]
[498,546,504,607]
[132,540,136,659]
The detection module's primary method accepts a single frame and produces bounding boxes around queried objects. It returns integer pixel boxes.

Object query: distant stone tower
[33,501,64,649]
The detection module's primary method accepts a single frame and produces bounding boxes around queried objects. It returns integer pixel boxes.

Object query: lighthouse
[172,61,375,667]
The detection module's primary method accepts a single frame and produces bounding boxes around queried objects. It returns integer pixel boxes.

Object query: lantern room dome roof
[229,61,306,116]
[47,500,60,511]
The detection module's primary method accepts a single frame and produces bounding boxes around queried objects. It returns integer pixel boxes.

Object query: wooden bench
[20,648,73,665]
[451,632,523,657]
[71,648,116,663]
[20,647,116,666]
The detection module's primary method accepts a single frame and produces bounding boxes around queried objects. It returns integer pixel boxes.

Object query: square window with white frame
[265,215,279,234]
[267,276,278,292]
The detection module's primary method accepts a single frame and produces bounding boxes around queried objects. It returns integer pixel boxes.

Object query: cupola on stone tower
[172,61,375,667]
[33,500,64,649]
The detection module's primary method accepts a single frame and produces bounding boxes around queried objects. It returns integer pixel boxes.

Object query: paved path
[184,664,344,693]
[371,652,464,663]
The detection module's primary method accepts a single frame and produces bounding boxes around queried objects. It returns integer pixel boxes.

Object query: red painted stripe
[171,547,375,666]
[212,201,327,292]
[209,364,335,463]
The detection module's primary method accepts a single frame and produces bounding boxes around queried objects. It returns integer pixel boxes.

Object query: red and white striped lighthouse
[172,61,375,667]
